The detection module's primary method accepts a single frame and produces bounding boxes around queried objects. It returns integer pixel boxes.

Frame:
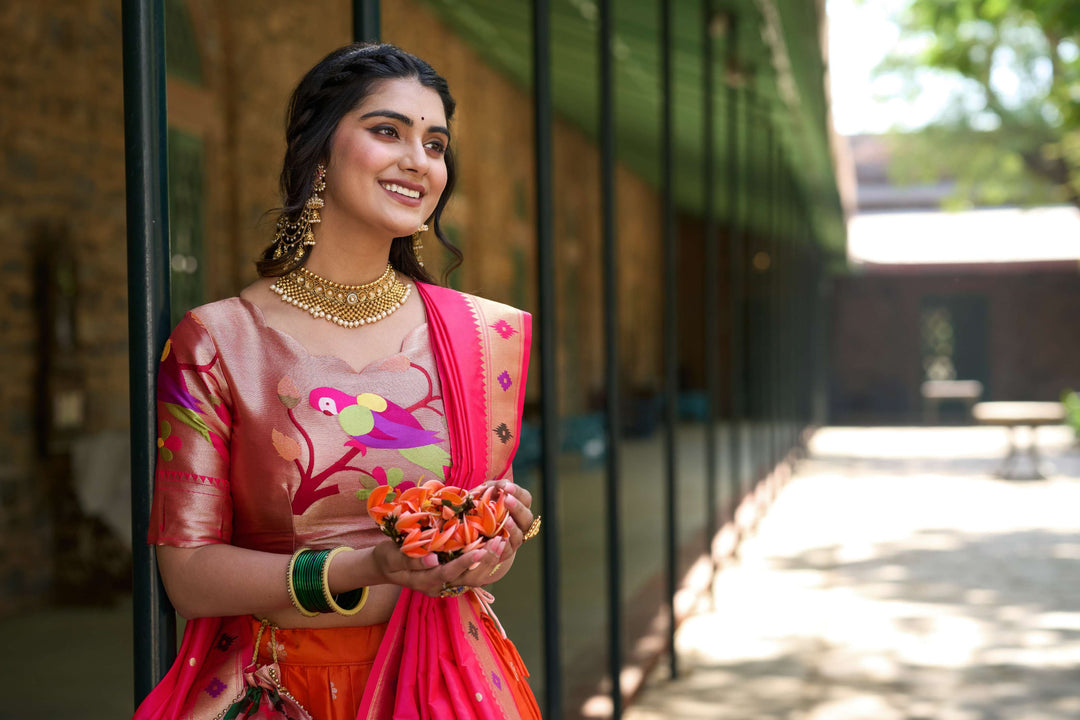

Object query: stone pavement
[626,426,1080,720]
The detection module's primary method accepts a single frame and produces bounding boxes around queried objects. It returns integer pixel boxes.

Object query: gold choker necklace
[270,264,410,328]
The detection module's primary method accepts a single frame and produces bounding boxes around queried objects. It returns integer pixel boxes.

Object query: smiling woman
[133,43,541,720]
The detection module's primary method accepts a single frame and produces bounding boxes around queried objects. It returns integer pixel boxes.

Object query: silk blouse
[148,297,451,554]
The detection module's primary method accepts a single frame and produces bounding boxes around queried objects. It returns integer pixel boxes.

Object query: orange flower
[394,511,426,533]
[427,519,459,553]
[366,482,516,563]
[471,502,498,537]
[367,485,397,524]
[397,486,430,514]
[401,527,437,558]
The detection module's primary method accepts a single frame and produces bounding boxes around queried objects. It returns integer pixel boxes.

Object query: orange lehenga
[134,284,540,720]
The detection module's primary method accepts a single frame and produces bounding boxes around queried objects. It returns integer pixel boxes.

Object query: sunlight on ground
[627,426,1080,720]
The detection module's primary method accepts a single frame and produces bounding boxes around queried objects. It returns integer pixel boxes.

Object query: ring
[487,562,503,577]
[439,583,468,598]
[522,515,542,542]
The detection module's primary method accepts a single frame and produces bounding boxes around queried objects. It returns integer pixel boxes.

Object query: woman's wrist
[325,546,385,595]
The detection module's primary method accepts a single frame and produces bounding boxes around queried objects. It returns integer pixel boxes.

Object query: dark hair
[256,43,462,283]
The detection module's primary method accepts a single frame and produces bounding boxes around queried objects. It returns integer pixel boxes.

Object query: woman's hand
[449,480,535,586]
[373,539,499,597]
[373,480,536,594]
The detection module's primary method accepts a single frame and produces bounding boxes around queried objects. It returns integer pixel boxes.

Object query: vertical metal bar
[726,79,745,511]
[599,0,623,715]
[660,0,679,682]
[702,0,719,558]
[779,159,791,453]
[352,0,381,43]
[741,92,756,494]
[766,121,778,470]
[123,0,175,703]
[532,2,561,717]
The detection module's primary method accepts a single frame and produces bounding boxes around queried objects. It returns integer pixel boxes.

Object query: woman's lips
[380,181,423,206]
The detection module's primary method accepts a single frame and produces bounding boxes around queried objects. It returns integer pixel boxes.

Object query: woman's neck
[302,214,395,285]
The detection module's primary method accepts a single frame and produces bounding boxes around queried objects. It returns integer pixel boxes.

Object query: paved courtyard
[627,426,1080,720]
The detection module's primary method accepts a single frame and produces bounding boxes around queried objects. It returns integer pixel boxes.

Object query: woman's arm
[157,539,501,619]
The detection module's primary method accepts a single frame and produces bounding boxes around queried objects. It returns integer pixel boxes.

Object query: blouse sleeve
[147,311,234,547]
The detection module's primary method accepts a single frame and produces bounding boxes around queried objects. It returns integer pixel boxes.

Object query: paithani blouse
[148,297,451,554]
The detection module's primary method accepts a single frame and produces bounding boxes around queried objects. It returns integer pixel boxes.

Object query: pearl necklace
[270,264,410,328]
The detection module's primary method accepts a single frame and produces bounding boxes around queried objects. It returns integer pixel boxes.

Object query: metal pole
[599,0,623,715]
[766,121,778,470]
[122,0,175,703]
[352,0,381,43]
[726,78,746,513]
[660,0,680,682]
[702,1,720,560]
[741,91,756,495]
[532,1,562,717]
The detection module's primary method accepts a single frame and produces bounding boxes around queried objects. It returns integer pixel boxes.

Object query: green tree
[880,0,1080,208]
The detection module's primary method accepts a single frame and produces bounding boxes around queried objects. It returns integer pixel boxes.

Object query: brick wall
[830,270,1080,422]
[0,0,664,612]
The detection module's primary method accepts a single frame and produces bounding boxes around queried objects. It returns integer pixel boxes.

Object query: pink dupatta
[356,283,537,720]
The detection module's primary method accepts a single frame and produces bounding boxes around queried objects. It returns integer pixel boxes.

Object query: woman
[134,43,542,720]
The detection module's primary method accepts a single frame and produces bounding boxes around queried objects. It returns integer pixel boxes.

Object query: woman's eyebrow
[360,109,450,139]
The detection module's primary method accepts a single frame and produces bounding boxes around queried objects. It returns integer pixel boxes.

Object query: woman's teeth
[382,182,421,199]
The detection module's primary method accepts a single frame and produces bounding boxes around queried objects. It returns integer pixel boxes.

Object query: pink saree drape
[356,283,538,720]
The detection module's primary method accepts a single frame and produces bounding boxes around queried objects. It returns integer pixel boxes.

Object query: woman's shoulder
[166,297,260,359]
[175,296,253,335]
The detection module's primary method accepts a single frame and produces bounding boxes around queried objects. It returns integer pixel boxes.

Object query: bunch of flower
[367,479,511,563]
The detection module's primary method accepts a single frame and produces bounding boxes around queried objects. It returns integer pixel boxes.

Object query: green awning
[421,0,846,255]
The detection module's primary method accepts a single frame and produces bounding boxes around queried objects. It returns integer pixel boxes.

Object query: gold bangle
[287,548,319,617]
[321,546,369,616]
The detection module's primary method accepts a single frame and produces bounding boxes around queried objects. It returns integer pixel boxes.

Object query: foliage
[1061,389,1080,438]
[877,0,1080,207]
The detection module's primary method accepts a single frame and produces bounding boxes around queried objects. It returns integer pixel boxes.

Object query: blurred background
[1,0,1078,718]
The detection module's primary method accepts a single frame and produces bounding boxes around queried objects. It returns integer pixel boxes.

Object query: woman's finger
[427,548,488,593]
[446,538,505,587]
[502,492,534,534]
[504,482,533,509]
[504,518,525,553]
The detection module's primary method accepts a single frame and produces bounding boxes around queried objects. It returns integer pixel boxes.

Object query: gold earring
[272,163,327,260]
[412,223,429,267]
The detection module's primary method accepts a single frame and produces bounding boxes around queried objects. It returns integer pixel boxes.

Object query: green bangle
[287,549,319,617]
[291,548,332,614]
[321,547,369,616]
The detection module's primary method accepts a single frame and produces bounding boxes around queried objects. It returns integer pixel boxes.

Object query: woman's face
[323,77,449,241]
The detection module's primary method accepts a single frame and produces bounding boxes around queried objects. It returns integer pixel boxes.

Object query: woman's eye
[425,140,446,154]
[372,125,398,138]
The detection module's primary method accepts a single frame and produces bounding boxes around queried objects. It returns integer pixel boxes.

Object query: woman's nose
[400,140,429,174]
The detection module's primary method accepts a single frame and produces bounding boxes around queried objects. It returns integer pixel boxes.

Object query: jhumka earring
[412,223,429,267]
[272,163,327,260]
